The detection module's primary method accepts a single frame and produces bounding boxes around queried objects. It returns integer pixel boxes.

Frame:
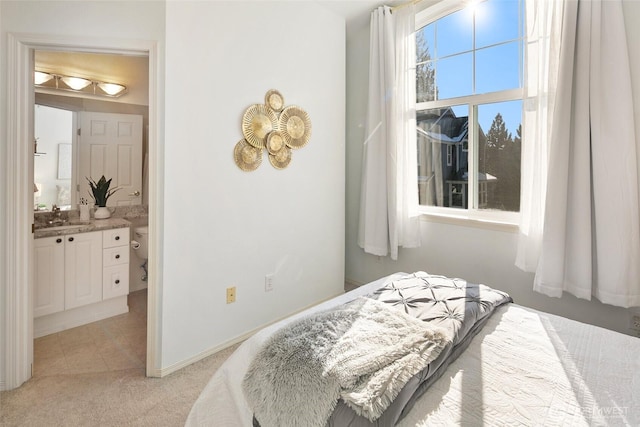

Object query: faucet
[50,205,64,226]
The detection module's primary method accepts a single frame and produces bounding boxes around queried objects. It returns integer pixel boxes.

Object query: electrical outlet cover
[226,286,236,304]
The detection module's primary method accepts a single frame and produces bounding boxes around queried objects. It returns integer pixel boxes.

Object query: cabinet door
[34,236,65,317]
[103,264,130,300]
[64,231,103,310]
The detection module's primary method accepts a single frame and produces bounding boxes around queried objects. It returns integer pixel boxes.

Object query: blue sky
[418,0,523,137]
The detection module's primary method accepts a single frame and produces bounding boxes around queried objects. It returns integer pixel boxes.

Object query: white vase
[94,206,111,219]
[79,204,91,221]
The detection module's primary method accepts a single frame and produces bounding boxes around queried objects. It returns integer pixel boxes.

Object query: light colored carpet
[0,343,239,427]
[1,286,355,426]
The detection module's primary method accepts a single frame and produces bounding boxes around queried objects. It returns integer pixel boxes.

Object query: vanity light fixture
[34,71,53,85]
[97,82,126,96]
[60,76,92,90]
[34,70,128,98]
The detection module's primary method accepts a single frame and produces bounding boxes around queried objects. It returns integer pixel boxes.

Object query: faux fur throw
[242,297,450,427]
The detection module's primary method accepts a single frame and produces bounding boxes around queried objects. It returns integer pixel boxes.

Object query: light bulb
[61,76,92,90]
[97,82,126,96]
[34,71,53,85]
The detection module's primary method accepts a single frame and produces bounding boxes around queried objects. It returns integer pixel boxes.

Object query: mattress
[185,274,640,426]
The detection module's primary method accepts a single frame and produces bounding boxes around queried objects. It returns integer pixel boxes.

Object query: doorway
[4,33,161,390]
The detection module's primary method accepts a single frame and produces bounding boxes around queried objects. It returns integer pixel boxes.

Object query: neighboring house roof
[417,107,468,144]
[416,107,487,146]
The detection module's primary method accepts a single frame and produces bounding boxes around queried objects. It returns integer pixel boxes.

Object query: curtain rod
[391,0,423,11]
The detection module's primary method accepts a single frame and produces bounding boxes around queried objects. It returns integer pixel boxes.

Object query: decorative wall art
[234,89,311,171]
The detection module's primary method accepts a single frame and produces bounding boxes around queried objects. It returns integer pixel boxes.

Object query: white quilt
[185,275,640,426]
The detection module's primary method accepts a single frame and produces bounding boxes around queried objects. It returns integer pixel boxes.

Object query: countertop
[34,218,131,239]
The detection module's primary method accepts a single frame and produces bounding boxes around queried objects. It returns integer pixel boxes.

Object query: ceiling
[32,0,438,101]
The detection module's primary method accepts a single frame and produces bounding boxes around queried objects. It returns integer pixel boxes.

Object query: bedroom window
[416,0,523,222]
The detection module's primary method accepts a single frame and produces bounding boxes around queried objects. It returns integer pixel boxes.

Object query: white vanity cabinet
[102,228,130,300]
[64,231,103,310]
[33,236,65,317]
[33,226,131,337]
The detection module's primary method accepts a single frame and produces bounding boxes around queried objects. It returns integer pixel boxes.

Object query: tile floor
[33,289,148,377]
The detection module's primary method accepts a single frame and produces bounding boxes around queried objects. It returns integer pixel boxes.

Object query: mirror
[33,50,149,212]
[34,105,73,210]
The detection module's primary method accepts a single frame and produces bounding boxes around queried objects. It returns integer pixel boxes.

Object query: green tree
[416,29,437,102]
[503,124,522,211]
[484,113,512,179]
[486,113,511,149]
[483,113,518,210]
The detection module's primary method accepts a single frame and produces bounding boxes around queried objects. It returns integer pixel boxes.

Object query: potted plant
[87,175,120,219]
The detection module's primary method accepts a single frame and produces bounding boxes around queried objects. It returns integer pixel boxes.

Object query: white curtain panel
[516,0,564,272]
[358,5,420,261]
[518,0,640,307]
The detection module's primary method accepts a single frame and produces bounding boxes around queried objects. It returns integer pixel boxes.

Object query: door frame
[4,32,163,389]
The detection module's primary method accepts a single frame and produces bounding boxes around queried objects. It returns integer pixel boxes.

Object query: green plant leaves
[86,175,120,207]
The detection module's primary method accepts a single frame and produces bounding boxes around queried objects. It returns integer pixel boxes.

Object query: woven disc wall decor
[234,89,311,171]
[265,89,285,112]
[266,131,285,155]
[268,146,292,170]
[242,104,278,149]
[234,139,263,171]
[279,106,311,149]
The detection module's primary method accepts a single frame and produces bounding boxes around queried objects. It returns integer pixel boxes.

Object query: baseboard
[156,290,345,378]
[156,329,259,378]
[34,296,129,338]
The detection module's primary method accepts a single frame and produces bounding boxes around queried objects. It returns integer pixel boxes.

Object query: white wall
[345,0,640,336]
[161,1,345,368]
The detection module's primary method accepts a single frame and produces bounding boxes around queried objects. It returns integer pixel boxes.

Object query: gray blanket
[242,297,450,427]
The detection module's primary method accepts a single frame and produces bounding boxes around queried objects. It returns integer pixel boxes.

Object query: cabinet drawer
[103,228,130,248]
[103,264,129,300]
[103,246,130,267]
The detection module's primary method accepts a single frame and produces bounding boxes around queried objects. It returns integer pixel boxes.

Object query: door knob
[128,190,141,197]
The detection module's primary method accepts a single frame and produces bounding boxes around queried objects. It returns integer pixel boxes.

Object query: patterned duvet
[326,272,512,426]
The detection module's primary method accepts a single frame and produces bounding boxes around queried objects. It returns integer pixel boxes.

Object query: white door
[78,112,143,207]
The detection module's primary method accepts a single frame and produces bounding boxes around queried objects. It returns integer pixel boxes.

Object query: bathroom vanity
[33,218,131,337]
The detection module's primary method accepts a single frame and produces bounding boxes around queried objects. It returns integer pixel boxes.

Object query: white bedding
[185,274,640,426]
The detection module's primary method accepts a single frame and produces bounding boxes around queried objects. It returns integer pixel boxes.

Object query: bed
[185,272,640,426]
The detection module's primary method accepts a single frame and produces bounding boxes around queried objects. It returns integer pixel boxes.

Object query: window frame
[415,0,523,226]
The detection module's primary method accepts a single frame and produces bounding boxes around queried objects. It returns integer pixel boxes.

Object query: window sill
[418,209,519,233]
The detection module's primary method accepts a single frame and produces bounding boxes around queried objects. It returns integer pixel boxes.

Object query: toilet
[130,225,148,291]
